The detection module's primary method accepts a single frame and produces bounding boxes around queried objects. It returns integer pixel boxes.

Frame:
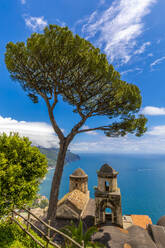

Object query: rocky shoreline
[38,147,80,169]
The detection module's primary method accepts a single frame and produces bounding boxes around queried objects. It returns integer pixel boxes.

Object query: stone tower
[95,164,123,227]
[69,168,89,195]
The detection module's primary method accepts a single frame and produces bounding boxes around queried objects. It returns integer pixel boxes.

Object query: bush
[40,199,49,209]
[61,220,103,247]
[0,133,48,217]
[0,219,53,248]
[31,194,49,209]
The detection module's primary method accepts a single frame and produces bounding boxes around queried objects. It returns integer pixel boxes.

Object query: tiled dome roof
[97,163,118,177]
[100,164,114,174]
[70,168,87,178]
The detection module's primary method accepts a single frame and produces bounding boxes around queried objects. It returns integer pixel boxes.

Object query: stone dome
[70,168,88,178]
[97,163,118,178]
[157,216,165,226]
[100,164,114,174]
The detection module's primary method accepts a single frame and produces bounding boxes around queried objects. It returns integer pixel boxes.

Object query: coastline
[48,167,55,171]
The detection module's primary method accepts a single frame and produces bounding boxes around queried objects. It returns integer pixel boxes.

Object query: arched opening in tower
[105,181,110,191]
[105,207,112,223]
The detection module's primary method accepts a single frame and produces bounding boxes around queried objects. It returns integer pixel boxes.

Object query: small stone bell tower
[69,168,89,195]
[95,164,123,227]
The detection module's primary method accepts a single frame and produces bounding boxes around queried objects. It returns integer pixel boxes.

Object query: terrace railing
[10,207,84,248]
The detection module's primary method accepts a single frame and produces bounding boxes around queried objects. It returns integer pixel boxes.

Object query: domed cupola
[97,163,119,192]
[98,163,118,178]
[71,168,88,178]
[69,168,88,194]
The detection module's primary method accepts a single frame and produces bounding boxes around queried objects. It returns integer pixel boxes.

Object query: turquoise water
[39,153,165,224]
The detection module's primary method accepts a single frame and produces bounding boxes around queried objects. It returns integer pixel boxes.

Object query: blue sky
[1,0,165,154]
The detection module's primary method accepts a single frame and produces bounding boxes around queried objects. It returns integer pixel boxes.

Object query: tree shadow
[93,231,111,248]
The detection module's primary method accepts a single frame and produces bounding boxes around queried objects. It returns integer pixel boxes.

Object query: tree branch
[42,94,64,141]
[66,116,89,145]
[77,125,110,134]
[51,90,58,111]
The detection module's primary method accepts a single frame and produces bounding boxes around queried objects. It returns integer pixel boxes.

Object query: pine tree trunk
[47,140,68,220]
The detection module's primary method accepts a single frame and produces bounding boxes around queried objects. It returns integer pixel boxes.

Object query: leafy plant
[61,220,104,247]
[40,199,49,209]
[31,194,49,209]
[0,219,53,248]
[0,133,48,217]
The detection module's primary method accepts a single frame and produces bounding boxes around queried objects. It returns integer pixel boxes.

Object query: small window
[105,181,109,191]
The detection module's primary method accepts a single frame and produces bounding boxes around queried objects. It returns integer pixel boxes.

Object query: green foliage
[5,24,147,138]
[0,219,53,248]
[31,194,49,209]
[39,199,49,209]
[0,133,48,217]
[61,220,103,248]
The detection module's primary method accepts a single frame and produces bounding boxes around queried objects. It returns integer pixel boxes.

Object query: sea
[39,153,165,224]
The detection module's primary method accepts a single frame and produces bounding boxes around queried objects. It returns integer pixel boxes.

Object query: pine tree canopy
[5,25,147,138]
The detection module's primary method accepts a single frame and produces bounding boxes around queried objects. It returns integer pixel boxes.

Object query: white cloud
[99,0,105,6]
[150,56,165,68]
[56,19,66,27]
[24,16,47,31]
[148,126,165,136]
[120,67,142,75]
[134,42,151,55]
[3,115,165,154]
[81,125,98,135]
[120,69,134,75]
[141,106,165,115]
[21,0,26,4]
[70,133,165,154]
[71,130,165,154]
[81,0,156,64]
[0,116,59,148]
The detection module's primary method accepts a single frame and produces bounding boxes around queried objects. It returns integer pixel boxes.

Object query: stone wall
[69,177,88,194]
[98,176,118,192]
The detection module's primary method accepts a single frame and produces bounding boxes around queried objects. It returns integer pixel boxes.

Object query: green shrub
[0,133,48,217]
[0,219,53,248]
[39,199,49,209]
[31,195,49,209]
[61,220,104,248]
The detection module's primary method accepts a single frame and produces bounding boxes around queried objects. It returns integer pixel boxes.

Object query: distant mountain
[38,147,80,168]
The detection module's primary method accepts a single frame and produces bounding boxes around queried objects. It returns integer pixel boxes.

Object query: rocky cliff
[38,147,80,168]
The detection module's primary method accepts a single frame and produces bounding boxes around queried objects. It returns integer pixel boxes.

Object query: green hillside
[38,147,80,168]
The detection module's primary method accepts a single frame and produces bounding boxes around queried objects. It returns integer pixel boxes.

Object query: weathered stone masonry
[95,164,123,227]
